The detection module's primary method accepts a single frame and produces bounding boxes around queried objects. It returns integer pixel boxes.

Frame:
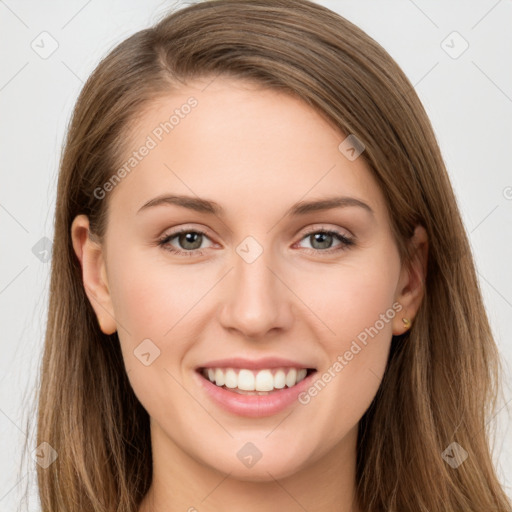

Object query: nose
[218,245,294,340]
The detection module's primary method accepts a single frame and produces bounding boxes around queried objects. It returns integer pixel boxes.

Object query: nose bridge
[218,236,292,337]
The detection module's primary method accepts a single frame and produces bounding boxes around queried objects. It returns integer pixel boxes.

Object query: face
[72,77,426,483]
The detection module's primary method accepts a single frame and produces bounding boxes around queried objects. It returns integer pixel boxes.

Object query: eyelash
[157,227,355,257]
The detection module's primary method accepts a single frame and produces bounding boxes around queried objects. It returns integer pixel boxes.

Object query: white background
[1,0,511,510]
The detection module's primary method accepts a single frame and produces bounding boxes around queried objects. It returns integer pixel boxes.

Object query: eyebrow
[137,194,374,217]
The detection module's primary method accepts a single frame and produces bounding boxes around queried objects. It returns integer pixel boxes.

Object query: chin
[201,446,311,482]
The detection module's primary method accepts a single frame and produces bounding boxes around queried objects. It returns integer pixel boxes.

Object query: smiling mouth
[197,367,317,395]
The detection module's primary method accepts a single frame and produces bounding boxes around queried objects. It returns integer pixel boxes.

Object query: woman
[34,0,511,510]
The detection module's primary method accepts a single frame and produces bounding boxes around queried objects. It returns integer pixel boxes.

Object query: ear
[392,225,428,335]
[71,214,117,335]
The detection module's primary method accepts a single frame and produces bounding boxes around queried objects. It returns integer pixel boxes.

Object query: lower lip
[194,370,317,418]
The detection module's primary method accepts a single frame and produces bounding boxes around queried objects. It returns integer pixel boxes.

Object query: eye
[157,228,213,256]
[295,228,354,255]
[157,226,355,258]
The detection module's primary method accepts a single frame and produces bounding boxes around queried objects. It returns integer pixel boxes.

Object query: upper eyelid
[159,224,214,240]
[301,224,353,236]
[159,224,353,240]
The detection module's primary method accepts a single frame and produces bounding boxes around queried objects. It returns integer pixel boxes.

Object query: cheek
[330,269,397,347]
[106,245,228,404]
[308,246,400,350]
[106,249,208,416]
[107,247,210,340]
[296,245,400,437]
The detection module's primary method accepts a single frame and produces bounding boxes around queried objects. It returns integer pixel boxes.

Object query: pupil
[312,232,332,249]
[180,232,202,250]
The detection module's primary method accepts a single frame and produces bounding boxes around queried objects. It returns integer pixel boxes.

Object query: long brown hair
[30,0,511,510]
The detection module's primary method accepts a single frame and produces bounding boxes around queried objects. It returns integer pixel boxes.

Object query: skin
[71,77,428,512]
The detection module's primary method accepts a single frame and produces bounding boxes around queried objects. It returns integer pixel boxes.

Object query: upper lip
[197,357,316,371]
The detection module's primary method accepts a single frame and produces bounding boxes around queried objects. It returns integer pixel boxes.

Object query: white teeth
[214,368,225,387]
[285,368,297,388]
[255,369,274,391]
[274,370,286,389]
[224,368,237,389]
[202,367,311,392]
[296,368,307,383]
[238,369,255,391]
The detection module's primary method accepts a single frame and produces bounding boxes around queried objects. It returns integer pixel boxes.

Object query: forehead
[108,77,388,223]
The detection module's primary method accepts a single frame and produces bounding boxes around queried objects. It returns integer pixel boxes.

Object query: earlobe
[392,225,428,335]
[71,215,117,335]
